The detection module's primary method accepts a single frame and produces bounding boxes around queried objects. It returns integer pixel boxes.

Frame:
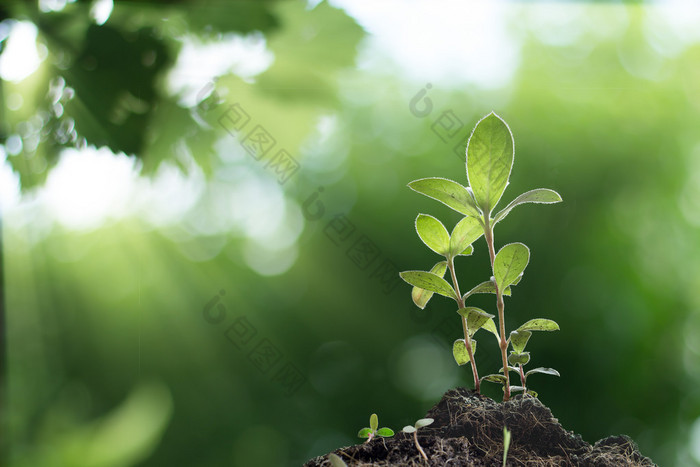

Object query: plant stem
[448,257,480,393]
[484,217,511,401]
[519,364,526,389]
[414,431,428,461]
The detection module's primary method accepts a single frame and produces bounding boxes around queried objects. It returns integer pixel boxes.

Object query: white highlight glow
[329,0,519,89]
[0,21,44,82]
[42,147,138,231]
[167,33,274,107]
[91,0,114,26]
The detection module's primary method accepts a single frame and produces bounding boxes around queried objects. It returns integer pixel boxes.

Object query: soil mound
[305,387,655,466]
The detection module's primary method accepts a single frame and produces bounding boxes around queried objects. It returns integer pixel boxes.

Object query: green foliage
[494,243,530,291]
[399,271,457,300]
[452,338,475,366]
[466,113,514,216]
[357,413,394,443]
[400,112,562,400]
[411,261,448,309]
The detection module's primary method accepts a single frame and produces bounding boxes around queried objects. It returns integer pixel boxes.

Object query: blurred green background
[2,1,700,466]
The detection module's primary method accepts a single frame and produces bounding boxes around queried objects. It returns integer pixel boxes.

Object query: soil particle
[305,387,655,466]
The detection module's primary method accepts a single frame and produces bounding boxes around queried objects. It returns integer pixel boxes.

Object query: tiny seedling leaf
[466,112,514,215]
[493,188,563,224]
[526,367,560,378]
[509,330,532,353]
[509,386,526,393]
[415,418,434,429]
[494,243,530,291]
[358,428,372,438]
[452,339,472,366]
[408,177,481,217]
[402,425,416,433]
[481,374,507,384]
[463,280,511,300]
[517,319,560,333]
[449,216,483,257]
[400,271,457,301]
[508,351,530,366]
[377,428,394,437]
[411,261,448,309]
[415,214,450,256]
[370,413,378,432]
[503,426,511,467]
[329,454,348,467]
[527,389,539,398]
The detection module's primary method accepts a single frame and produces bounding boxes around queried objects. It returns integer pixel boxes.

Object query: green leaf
[508,351,530,366]
[510,273,523,287]
[466,112,514,215]
[516,319,560,332]
[481,374,507,384]
[411,261,448,309]
[377,428,394,437]
[449,216,484,258]
[494,243,530,290]
[525,367,560,378]
[400,271,457,301]
[465,307,495,336]
[415,214,450,256]
[407,177,481,217]
[482,318,500,341]
[402,425,416,433]
[452,339,473,366]
[358,428,372,438]
[329,454,348,467]
[526,389,539,398]
[509,386,526,393]
[463,280,511,300]
[509,330,532,353]
[503,426,511,467]
[370,413,378,432]
[494,188,563,224]
[415,418,434,429]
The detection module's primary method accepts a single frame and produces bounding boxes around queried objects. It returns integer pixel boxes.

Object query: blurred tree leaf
[62,24,172,156]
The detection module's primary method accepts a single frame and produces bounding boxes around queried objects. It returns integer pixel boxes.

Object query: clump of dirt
[305,387,655,466]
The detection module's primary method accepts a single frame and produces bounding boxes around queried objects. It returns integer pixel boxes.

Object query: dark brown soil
[305,387,656,466]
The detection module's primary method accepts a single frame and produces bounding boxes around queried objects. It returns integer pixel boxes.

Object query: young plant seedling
[503,426,511,467]
[357,413,394,443]
[402,417,434,461]
[400,112,562,400]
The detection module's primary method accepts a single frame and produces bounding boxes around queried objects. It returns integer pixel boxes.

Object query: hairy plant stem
[448,257,480,393]
[519,364,526,389]
[484,216,511,401]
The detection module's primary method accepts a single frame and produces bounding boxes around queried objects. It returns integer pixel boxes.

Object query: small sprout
[402,418,434,461]
[328,453,348,467]
[357,413,394,443]
[503,426,511,467]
